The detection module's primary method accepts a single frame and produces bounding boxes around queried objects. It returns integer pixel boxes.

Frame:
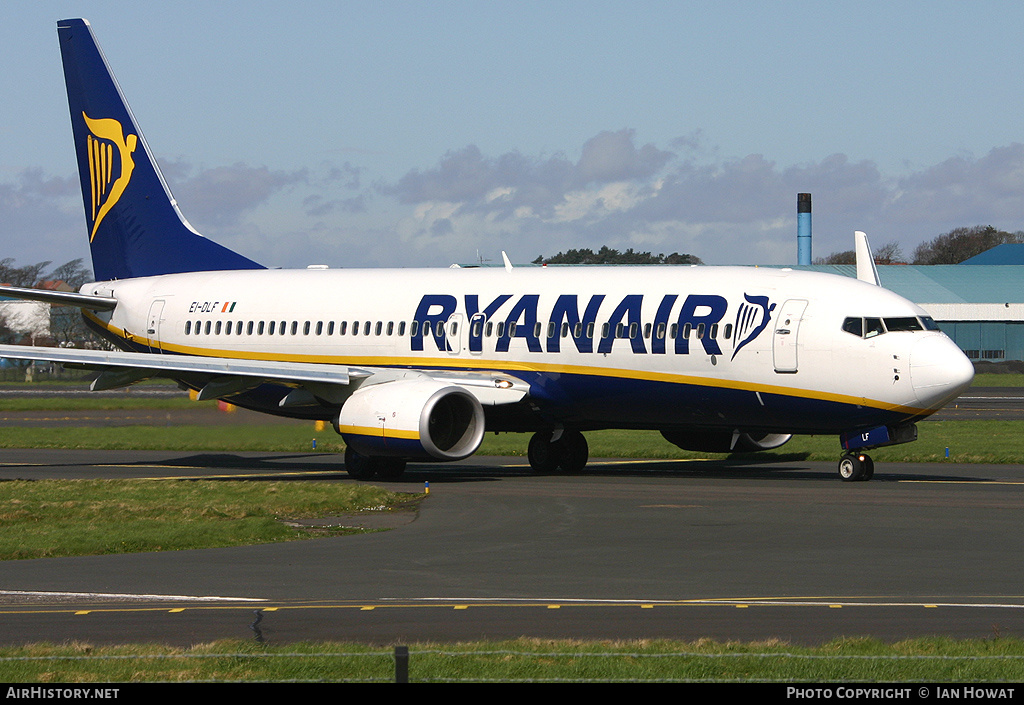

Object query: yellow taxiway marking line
[3,600,1023,617]
[900,480,1024,486]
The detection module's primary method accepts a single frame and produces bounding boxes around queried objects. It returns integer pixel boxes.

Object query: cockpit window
[864,318,884,338]
[842,315,938,338]
[883,317,924,332]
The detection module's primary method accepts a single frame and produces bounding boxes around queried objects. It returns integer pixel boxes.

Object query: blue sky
[3,1,1024,272]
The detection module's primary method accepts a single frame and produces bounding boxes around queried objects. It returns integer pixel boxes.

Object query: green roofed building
[793,264,1024,363]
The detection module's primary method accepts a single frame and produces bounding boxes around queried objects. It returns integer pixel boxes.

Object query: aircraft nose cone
[909,334,974,408]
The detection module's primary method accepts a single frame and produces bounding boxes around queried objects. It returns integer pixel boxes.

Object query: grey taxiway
[1,447,1023,646]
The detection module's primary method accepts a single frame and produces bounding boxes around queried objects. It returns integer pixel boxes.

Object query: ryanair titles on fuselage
[180,290,779,360]
[410,292,777,359]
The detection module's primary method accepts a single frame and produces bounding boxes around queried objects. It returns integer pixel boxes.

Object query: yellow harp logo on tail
[83,112,137,242]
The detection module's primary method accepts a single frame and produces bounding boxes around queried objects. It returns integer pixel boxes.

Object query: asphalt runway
[2,449,1024,646]
[930,387,1024,420]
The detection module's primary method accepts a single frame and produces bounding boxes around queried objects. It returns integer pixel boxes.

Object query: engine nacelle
[335,379,485,461]
[661,429,792,453]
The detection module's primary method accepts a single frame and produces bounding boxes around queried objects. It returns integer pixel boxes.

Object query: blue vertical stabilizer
[57,18,264,281]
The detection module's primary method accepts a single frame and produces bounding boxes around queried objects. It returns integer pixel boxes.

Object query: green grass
[0,420,1012,462]
[1,637,1023,682]
[972,373,1024,387]
[0,423,341,452]
[0,396,196,411]
[0,479,413,560]
[480,421,1024,464]
[0,367,1014,413]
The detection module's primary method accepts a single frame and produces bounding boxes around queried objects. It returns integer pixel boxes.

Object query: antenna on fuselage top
[855,231,880,286]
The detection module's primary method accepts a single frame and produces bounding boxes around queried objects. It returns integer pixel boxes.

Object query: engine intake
[335,379,485,461]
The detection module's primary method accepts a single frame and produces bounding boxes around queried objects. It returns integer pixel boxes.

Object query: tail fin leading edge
[57,18,264,281]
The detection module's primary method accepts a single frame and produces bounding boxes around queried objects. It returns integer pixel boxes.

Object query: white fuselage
[81,264,974,434]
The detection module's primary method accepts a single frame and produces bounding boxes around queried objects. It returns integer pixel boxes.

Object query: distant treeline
[532,246,703,266]
[815,225,1024,265]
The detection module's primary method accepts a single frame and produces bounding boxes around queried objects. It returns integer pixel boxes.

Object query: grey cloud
[886,144,1024,225]
[323,162,363,191]
[387,145,498,204]
[575,129,673,185]
[165,161,308,228]
[303,193,367,217]
[384,129,671,213]
[0,169,86,265]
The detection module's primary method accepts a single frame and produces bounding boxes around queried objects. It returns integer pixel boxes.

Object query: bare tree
[912,226,1024,265]
[872,241,905,264]
[815,241,904,266]
[813,250,855,265]
[46,258,92,289]
[0,258,51,287]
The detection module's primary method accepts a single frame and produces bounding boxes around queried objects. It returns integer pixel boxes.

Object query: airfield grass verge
[0,420,1018,463]
[0,479,412,560]
[2,637,1024,682]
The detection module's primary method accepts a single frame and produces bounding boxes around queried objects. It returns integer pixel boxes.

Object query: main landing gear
[344,446,407,480]
[527,430,589,474]
[838,452,874,482]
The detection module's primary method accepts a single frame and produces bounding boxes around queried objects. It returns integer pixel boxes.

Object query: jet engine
[334,379,485,461]
[660,429,792,453]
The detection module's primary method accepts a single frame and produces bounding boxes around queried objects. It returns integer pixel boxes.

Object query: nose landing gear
[838,452,874,482]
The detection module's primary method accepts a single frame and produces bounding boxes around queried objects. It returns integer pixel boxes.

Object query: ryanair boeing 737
[0,19,974,481]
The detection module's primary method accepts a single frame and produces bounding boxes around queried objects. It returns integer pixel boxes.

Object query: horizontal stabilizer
[0,285,116,311]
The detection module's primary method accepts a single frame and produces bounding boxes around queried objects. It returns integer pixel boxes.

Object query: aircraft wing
[0,344,528,406]
[0,343,364,387]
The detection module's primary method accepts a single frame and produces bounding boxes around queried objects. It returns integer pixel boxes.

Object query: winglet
[855,231,880,286]
[501,251,513,273]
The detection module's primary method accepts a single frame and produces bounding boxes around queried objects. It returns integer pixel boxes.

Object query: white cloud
[7,131,1024,271]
